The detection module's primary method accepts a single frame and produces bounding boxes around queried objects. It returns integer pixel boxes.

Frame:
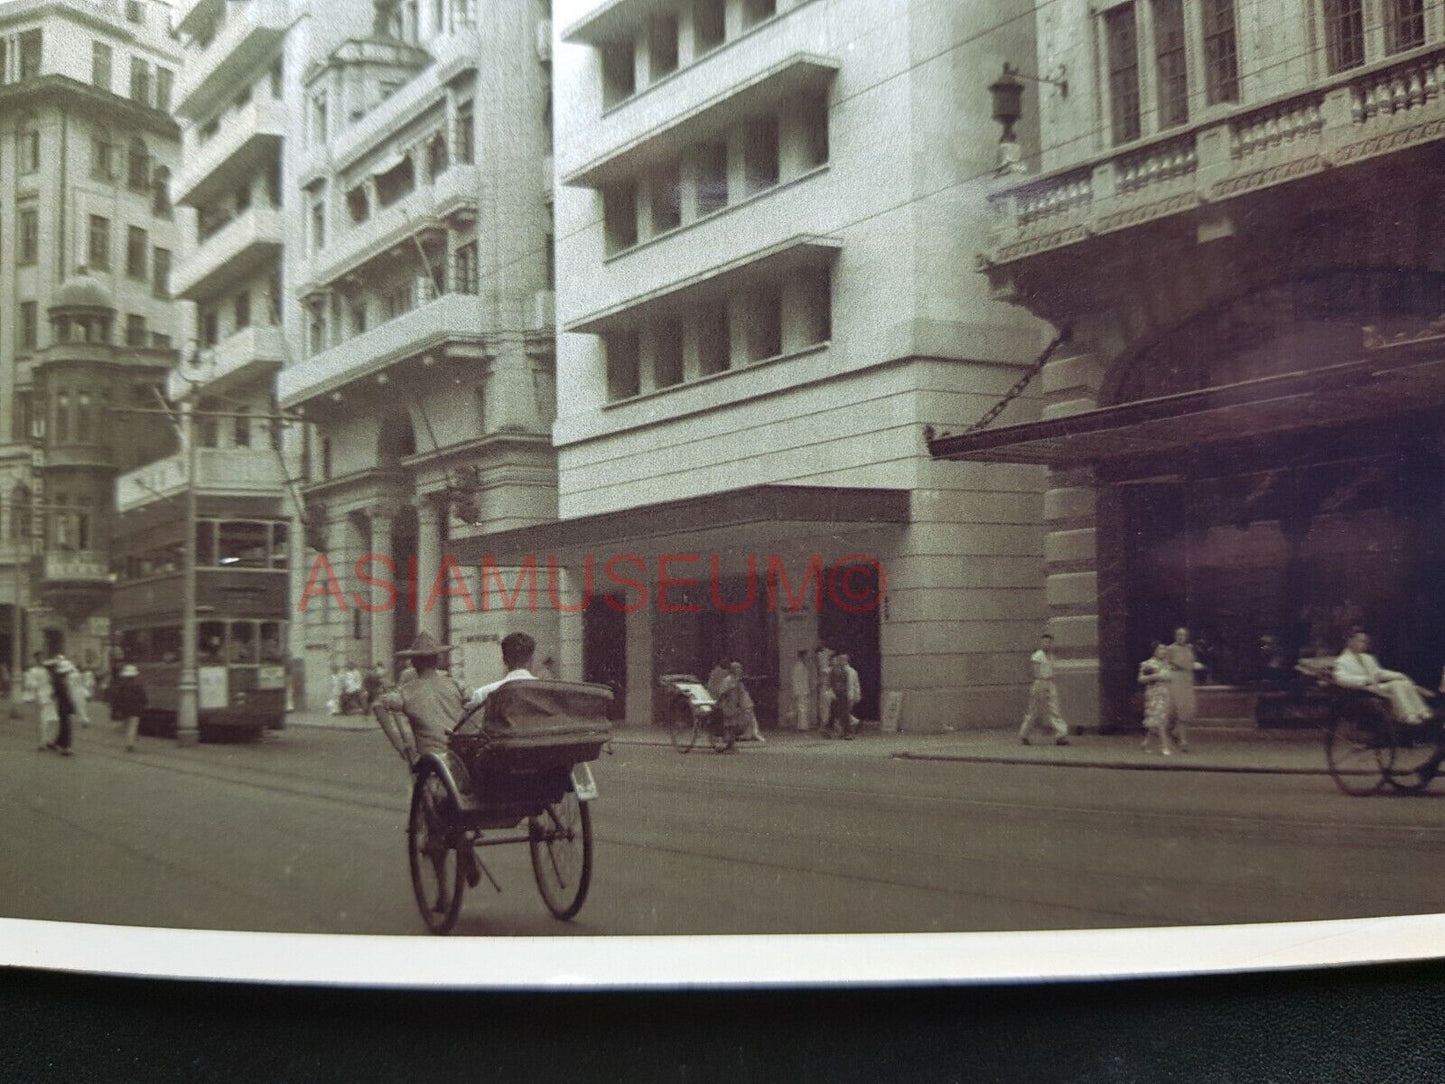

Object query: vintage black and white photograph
[2,0,1445,965]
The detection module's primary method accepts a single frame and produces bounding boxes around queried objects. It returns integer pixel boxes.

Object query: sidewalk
[283,709,1333,775]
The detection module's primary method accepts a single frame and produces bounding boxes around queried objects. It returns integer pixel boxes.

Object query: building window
[801,91,830,168]
[16,119,39,175]
[310,198,326,253]
[126,314,147,346]
[694,0,725,54]
[1324,0,1365,73]
[648,14,679,81]
[151,246,171,299]
[201,308,219,347]
[454,241,479,293]
[18,208,37,265]
[695,140,728,216]
[603,182,639,254]
[743,115,780,195]
[87,214,110,270]
[234,406,252,448]
[1106,4,1142,144]
[374,156,415,206]
[426,131,449,180]
[197,400,218,448]
[308,300,327,355]
[382,282,414,319]
[75,392,93,442]
[18,30,41,80]
[54,395,70,444]
[90,126,113,179]
[269,59,283,98]
[126,226,148,279]
[310,92,328,145]
[601,41,635,108]
[127,138,150,191]
[125,0,143,24]
[1202,0,1239,104]
[544,231,555,291]
[156,67,173,111]
[1386,0,1426,54]
[18,301,37,353]
[742,0,776,29]
[234,290,251,330]
[800,264,832,345]
[653,318,683,388]
[697,299,730,375]
[349,297,367,334]
[650,163,682,234]
[455,101,474,164]
[745,287,782,362]
[1152,0,1188,128]
[129,57,150,106]
[605,328,640,400]
[320,437,333,479]
[91,41,111,90]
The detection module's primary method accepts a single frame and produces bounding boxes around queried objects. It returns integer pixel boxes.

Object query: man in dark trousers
[47,657,77,756]
[827,654,853,740]
[108,664,148,752]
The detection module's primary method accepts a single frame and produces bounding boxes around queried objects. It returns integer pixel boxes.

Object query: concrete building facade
[502,0,1048,732]
[0,0,185,672]
[277,0,557,698]
[934,0,1445,728]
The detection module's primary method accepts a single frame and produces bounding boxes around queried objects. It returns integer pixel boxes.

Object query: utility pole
[175,398,200,746]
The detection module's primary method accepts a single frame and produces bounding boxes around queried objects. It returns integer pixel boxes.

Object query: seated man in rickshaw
[1332,629,1433,725]
[465,631,538,709]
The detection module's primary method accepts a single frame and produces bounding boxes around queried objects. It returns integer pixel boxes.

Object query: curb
[892,752,1336,776]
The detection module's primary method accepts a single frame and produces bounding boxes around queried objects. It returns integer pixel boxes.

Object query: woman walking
[108,664,148,752]
[1139,642,1177,756]
[1163,627,1203,753]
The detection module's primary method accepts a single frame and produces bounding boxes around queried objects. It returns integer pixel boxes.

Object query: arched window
[91,125,113,180]
[127,136,149,191]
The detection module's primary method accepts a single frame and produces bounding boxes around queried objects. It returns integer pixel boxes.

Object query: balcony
[175,0,225,38]
[299,165,479,291]
[188,325,287,398]
[329,27,483,175]
[116,447,288,514]
[175,0,290,120]
[174,98,284,208]
[984,44,1445,269]
[277,292,485,407]
[172,207,284,301]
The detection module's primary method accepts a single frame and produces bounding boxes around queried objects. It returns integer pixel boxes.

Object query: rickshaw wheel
[668,701,699,754]
[1325,706,1393,797]
[1387,718,1441,794]
[408,761,464,934]
[529,784,593,920]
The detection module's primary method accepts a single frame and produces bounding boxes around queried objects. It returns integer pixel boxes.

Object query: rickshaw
[407,680,612,934]
[1321,676,1445,797]
[656,673,739,753]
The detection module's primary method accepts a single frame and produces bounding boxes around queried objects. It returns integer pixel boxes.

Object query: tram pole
[175,398,200,747]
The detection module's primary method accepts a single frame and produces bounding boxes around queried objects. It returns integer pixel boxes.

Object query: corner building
[933,0,1445,728]
[0,0,184,670]
[485,0,1048,732]
[277,0,558,698]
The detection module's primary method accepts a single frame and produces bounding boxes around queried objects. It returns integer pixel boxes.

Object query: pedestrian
[108,664,148,752]
[729,661,765,743]
[842,653,861,735]
[363,662,385,710]
[1018,632,1070,747]
[66,658,91,731]
[706,659,729,700]
[827,654,853,739]
[341,660,364,713]
[1163,626,1202,753]
[46,656,77,756]
[1139,641,1176,755]
[814,644,834,733]
[790,649,812,731]
[327,663,342,715]
[24,652,54,751]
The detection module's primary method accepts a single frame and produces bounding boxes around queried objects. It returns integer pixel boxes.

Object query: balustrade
[1230,96,1325,158]
[1115,133,1197,192]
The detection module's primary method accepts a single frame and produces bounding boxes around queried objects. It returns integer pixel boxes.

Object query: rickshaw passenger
[466,632,538,709]
[1333,629,1431,725]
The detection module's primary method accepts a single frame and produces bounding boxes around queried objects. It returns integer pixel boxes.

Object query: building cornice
[0,75,180,139]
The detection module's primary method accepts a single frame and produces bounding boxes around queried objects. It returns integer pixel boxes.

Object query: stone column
[1041,346,1106,730]
[416,494,444,640]
[368,506,397,663]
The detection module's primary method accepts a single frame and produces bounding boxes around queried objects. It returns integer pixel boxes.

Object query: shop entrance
[583,592,627,720]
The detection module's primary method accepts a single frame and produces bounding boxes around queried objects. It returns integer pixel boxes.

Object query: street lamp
[989,62,1068,173]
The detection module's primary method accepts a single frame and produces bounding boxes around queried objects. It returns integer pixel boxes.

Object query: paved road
[2,718,1443,937]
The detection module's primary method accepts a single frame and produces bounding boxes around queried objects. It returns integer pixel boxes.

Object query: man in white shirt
[1018,633,1070,746]
[468,631,539,708]
[23,652,52,750]
[790,650,813,731]
[1333,630,1431,725]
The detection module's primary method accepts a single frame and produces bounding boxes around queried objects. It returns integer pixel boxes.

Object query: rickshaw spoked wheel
[668,700,699,754]
[1325,703,1394,797]
[529,783,593,921]
[1387,717,1442,794]
[408,761,465,934]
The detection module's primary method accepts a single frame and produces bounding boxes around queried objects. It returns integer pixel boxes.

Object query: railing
[173,207,284,298]
[116,447,287,513]
[174,98,284,204]
[986,43,1445,266]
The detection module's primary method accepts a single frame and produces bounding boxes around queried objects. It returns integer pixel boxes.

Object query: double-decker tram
[113,516,290,740]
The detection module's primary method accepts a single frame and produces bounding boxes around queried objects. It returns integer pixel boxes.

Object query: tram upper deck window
[120,628,148,662]
[197,520,216,566]
[270,522,288,569]
[199,620,226,664]
[153,626,181,663]
[259,621,285,662]
[229,621,257,665]
[218,521,268,568]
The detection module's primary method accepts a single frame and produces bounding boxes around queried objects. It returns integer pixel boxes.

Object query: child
[1138,642,1176,756]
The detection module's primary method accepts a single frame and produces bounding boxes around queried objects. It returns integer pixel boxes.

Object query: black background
[4,960,1445,1081]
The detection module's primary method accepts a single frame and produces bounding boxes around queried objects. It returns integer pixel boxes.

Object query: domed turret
[50,273,115,314]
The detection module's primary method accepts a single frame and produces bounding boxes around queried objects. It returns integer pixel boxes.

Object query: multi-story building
[933,0,1445,727]
[0,0,185,671]
[476,0,1047,732]
[277,0,557,699]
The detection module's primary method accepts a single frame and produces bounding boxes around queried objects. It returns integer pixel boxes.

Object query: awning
[927,346,1445,467]
[451,484,909,566]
